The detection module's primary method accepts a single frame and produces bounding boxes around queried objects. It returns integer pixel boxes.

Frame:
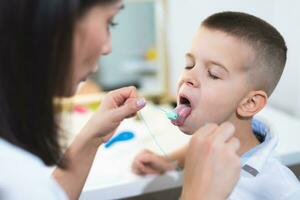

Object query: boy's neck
[230,118,260,156]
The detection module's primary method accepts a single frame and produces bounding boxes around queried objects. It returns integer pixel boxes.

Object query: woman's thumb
[113,98,146,121]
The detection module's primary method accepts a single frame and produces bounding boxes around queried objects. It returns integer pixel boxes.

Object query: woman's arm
[52,132,101,200]
[53,86,145,200]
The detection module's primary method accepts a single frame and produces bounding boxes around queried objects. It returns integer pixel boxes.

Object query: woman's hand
[132,149,176,175]
[181,122,241,200]
[80,86,146,142]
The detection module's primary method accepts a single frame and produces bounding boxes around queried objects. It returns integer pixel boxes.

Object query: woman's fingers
[101,86,146,124]
[193,123,219,138]
[112,98,146,122]
[86,86,146,139]
[107,86,139,107]
[210,122,236,143]
[226,137,240,152]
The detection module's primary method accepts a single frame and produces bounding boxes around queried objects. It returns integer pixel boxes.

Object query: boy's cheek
[176,81,182,94]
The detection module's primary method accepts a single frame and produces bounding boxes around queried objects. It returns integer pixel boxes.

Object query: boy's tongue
[171,104,192,126]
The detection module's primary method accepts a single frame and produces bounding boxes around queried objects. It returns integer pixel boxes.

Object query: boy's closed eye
[185,63,225,80]
[185,65,194,70]
[208,70,220,80]
[185,59,195,70]
[185,53,196,70]
[207,63,229,80]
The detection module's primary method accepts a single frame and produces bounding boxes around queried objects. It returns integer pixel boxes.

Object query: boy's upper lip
[178,91,193,109]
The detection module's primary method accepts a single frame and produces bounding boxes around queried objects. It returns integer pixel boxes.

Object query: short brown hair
[202,11,287,96]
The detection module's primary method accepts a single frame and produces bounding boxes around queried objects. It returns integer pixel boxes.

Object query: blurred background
[91,0,167,96]
[66,1,300,199]
[86,0,300,118]
[166,0,300,117]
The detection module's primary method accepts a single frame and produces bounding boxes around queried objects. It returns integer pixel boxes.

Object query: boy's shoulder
[264,157,299,190]
[230,157,300,200]
[229,119,300,200]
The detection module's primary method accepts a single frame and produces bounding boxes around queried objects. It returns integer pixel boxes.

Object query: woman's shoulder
[0,138,68,200]
[0,138,45,168]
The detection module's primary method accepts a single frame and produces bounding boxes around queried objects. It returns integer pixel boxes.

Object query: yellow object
[145,48,158,61]
[88,102,101,111]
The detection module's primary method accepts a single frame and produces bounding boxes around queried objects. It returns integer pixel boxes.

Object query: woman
[0,0,240,199]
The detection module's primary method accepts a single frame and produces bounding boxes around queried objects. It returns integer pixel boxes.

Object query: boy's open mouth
[180,96,191,107]
[171,95,192,126]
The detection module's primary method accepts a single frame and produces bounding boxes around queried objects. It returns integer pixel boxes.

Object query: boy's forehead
[192,26,235,48]
[189,26,255,72]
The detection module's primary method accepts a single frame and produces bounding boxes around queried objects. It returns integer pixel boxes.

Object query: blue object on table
[104,131,135,148]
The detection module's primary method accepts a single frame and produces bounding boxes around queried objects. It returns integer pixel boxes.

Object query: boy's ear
[237,90,268,118]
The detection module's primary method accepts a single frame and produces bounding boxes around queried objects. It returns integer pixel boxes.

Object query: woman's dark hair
[0,0,119,167]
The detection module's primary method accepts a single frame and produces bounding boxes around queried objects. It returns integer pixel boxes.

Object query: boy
[132,11,300,199]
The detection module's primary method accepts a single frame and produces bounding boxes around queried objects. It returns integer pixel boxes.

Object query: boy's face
[176,26,255,134]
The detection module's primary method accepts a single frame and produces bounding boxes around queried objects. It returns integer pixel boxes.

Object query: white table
[61,104,300,199]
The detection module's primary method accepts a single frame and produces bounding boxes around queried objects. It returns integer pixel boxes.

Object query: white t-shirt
[0,138,68,200]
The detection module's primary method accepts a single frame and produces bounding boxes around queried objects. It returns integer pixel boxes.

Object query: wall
[98,1,156,90]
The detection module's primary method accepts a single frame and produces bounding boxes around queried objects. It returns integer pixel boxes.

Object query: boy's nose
[181,75,199,88]
[186,80,195,86]
[185,79,197,87]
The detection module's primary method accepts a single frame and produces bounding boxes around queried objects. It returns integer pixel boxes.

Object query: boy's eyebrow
[185,53,195,60]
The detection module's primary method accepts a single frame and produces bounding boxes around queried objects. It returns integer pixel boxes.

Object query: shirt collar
[241,118,278,176]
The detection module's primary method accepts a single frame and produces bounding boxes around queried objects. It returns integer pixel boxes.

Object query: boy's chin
[178,121,204,135]
[178,126,195,135]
